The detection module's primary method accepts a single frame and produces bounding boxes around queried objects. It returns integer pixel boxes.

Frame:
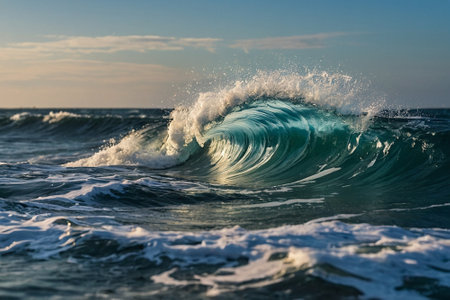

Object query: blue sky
[0,0,449,108]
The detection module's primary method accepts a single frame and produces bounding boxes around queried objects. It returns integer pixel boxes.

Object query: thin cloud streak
[229,32,348,52]
[0,32,351,60]
[0,35,222,59]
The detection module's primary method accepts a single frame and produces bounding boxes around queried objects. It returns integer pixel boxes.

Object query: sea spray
[166,70,380,153]
[68,70,383,170]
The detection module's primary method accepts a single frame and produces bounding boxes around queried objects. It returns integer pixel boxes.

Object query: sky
[0,0,449,108]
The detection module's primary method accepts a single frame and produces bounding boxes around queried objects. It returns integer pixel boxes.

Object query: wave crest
[166,70,381,154]
[42,111,83,123]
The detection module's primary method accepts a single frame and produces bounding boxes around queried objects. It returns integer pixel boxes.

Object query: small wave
[23,174,222,212]
[42,111,83,123]
[2,109,168,150]
[7,111,84,125]
[10,112,34,122]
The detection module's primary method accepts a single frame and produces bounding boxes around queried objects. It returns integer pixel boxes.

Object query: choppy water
[1,72,450,299]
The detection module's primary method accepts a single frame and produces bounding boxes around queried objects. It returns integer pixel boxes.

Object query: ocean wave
[42,111,84,123]
[68,71,382,169]
[65,71,448,190]
[8,111,83,124]
[165,70,381,154]
[1,210,449,298]
[9,112,35,122]
[2,109,168,145]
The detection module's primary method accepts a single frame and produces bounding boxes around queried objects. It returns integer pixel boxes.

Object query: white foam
[1,211,448,298]
[147,222,450,298]
[9,112,32,121]
[305,213,363,224]
[240,197,324,208]
[296,167,341,183]
[34,181,126,204]
[65,129,180,168]
[43,111,82,123]
[379,202,450,212]
[367,158,376,168]
[152,268,193,286]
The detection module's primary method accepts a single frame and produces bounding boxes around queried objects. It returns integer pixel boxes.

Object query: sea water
[1,71,449,299]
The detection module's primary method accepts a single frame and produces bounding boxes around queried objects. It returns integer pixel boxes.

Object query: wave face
[182,99,354,185]
[1,71,450,299]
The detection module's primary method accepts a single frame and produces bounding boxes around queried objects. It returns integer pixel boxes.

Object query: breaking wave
[64,71,448,191]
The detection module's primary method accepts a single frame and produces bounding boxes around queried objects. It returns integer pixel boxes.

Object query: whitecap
[43,111,83,123]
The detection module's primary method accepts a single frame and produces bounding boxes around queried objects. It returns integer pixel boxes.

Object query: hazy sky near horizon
[0,0,449,108]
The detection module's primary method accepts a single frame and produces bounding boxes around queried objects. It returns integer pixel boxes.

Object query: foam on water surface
[0,209,449,298]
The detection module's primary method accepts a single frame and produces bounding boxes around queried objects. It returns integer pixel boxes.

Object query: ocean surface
[1,72,449,299]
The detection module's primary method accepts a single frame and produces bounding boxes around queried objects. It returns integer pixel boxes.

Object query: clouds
[0,35,222,60]
[0,33,350,60]
[230,33,348,52]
